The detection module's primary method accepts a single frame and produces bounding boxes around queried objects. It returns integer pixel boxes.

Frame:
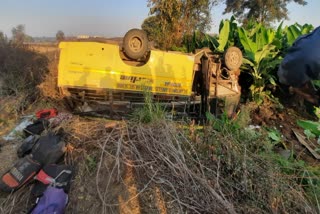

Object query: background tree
[144,0,219,49]
[56,30,65,42]
[141,16,161,41]
[0,32,7,45]
[24,35,34,43]
[223,0,307,26]
[11,24,26,46]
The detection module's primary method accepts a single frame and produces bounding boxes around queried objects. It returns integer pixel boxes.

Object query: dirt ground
[250,95,319,165]
[0,105,169,213]
[1,98,319,213]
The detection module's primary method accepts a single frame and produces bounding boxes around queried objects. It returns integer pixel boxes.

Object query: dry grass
[0,115,318,213]
[60,118,235,213]
[52,116,318,213]
[37,45,61,100]
[0,186,32,214]
[0,43,49,113]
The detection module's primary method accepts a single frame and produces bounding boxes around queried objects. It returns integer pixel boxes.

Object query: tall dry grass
[0,42,49,112]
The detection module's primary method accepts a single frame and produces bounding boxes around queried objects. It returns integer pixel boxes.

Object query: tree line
[142,0,308,49]
[0,25,65,46]
[1,1,308,49]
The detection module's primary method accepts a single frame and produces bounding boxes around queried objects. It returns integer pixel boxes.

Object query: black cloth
[278,26,320,87]
[31,132,65,166]
[23,119,49,137]
[17,135,40,158]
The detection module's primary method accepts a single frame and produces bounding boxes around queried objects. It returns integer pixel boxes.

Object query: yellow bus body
[58,42,196,97]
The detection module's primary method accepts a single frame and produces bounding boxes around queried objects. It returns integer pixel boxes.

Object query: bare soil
[250,97,319,165]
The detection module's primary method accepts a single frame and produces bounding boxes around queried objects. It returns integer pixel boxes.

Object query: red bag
[36,108,58,119]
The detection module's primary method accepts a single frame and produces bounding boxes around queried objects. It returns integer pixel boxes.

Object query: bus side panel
[58,42,195,96]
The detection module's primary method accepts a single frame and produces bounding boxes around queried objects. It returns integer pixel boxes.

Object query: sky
[0,0,319,38]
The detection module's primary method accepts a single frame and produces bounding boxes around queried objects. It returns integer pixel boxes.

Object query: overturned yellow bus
[57,29,242,117]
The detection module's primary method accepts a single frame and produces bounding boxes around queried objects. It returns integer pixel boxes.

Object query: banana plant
[182,18,314,105]
[274,22,314,53]
[238,25,281,104]
[184,18,236,53]
[183,31,214,53]
[215,19,230,52]
[286,23,314,46]
[212,17,240,52]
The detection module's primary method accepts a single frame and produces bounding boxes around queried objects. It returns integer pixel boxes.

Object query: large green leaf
[206,34,219,50]
[217,20,230,52]
[295,23,303,30]
[254,26,274,51]
[253,28,263,51]
[242,58,255,67]
[238,27,257,54]
[276,21,284,39]
[297,120,320,136]
[287,25,301,45]
[263,57,282,70]
[301,24,314,34]
[257,58,282,81]
[230,15,236,23]
[266,29,275,44]
[273,23,284,50]
[312,80,320,88]
[254,44,276,65]
[250,22,262,37]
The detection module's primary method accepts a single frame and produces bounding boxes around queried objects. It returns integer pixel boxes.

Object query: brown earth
[250,97,319,165]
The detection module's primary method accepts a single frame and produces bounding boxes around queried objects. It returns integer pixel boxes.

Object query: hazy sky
[0,0,319,37]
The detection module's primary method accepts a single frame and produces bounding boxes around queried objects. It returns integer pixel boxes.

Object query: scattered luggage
[0,108,74,213]
[17,135,40,158]
[24,119,49,137]
[32,164,73,197]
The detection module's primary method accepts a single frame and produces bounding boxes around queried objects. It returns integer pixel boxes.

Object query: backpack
[31,186,68,214]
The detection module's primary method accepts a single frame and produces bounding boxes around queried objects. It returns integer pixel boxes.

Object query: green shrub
[130,91,166,123]
[200,113,320,212]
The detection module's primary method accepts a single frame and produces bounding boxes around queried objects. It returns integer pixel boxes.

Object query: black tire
[123,29,149,60]
[224,46,243,71]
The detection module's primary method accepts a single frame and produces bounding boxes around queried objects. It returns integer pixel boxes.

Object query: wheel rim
[226,50,241,69]
[129,36,143,52]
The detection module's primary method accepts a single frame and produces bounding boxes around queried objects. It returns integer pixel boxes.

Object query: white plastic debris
[247,125,261,130]
[3,117,33,141]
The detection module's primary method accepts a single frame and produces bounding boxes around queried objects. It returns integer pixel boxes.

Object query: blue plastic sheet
[278,26,320,87]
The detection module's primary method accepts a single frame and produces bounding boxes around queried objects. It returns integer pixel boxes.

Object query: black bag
[31,132,66,166]
[23,119,49,137]
[17,135,40,158]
